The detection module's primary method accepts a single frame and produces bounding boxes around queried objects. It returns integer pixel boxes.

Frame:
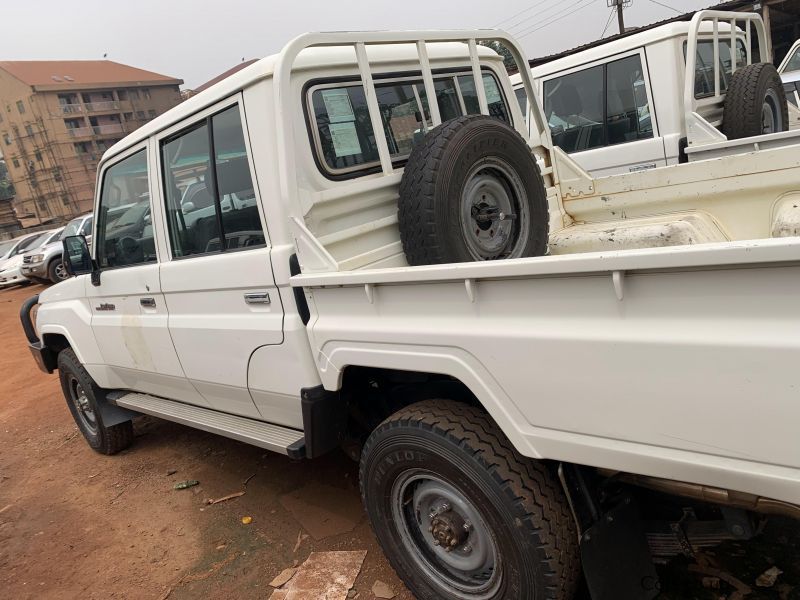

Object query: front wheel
[48,258,69,284]
[57,348,133,455]
[359,400,579,600]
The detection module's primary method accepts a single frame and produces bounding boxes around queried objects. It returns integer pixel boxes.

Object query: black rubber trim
[20,294,40,344]
[301,384,347,459]
[286,438,307,460]
[289,254,310,326]
[28,341,57,374]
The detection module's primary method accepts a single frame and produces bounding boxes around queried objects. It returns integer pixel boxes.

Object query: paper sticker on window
[322,89,356,123]
[329,122,361,157]
[484,76,502,104]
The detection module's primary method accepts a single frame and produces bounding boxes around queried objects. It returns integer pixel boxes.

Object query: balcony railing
[93,123,124,135]
[59,103,83,115]
[85,101,120,112]
[67,126,94,138]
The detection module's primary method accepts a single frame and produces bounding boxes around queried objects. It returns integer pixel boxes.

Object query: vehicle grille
[22,256,32,264]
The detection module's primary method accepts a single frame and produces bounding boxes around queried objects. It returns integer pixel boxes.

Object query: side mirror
[62,235,93,277]
[182,201,195,214]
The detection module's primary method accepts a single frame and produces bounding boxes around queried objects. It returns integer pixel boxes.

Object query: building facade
[0,60,182,228]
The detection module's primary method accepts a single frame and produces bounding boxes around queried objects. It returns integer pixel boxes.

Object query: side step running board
[108,392,306,458]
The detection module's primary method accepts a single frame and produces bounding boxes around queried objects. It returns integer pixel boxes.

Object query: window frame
[303,66,513,180]
[538,47,660,154]
[91,141,156,270]
[154,93,269,262]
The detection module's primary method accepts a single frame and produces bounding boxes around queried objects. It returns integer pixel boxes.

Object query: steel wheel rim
[391,469,502,598]
[55,262,68,281]
[460,158,530,261]
[68,376,97,434]
[763,89,782,134]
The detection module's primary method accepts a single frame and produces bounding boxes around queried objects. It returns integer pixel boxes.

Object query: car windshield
[784,45,800,73]
[42,229,64,245]
[61,217,85,238]
[113,200,149,227]
[17,232,51,253]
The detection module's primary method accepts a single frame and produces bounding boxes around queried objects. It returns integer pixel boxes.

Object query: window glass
[543,65,605,153]
[96,149,155,268]
[692,39,748,98]
[162,105,264,257]
[515,87,528,118]
[80,217,93,236]
[606,55,653,145]
[310,71,510,173]
[785,46,800,73]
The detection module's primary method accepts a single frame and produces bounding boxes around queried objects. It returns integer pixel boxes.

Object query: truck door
[156,98,283,420]
[541,51,666,177]
[87,144,207,407]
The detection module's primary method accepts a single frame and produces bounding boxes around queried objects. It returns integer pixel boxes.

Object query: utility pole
[608,0,630,34]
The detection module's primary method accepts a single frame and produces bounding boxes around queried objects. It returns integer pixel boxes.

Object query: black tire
[722,63,788,140]
[57,348,133,455]
[360,400,579,600]
[398,115,549,266]
[47,257,68,284]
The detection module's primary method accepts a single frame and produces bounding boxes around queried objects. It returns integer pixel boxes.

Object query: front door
[155,99,283,419]
[87,145,207,406]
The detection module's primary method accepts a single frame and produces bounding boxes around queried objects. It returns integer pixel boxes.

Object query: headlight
[30,254,45,262]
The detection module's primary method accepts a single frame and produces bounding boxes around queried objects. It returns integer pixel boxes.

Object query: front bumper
[0,266,29,287]
[21,261,47,278]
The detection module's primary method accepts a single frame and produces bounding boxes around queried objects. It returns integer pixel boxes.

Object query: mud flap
[101,391,141,426]
[581,497,660,600]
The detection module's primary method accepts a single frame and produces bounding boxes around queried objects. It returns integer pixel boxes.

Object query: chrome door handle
[244,292,271,305]
[140,297,156,308]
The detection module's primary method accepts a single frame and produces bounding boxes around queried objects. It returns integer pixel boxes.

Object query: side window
[544,54,653,153]
[162,105,264,258]
[309,72,510,174]
[543,65,604,153]
[80,216,93,236]
[515,87,528,118]
[692,40,750,98]
[96,150,155,268]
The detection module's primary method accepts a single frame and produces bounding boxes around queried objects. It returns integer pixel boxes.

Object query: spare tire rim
[391,469,502,598]
[762,89,783,134]
[460,157,531,261]
[68,375,97,434]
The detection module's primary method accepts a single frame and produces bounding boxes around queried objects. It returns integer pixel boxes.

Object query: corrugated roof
[194,59,259,93]
[0,60,182,88]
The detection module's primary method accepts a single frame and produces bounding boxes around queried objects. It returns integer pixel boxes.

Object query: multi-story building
[0,60,182,227]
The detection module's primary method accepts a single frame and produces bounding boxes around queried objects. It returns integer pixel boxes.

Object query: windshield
[43,229,64,245]
[784,46,800,73]
[19,232,51,252]
[0,240,15,259]
[61,217,85,238]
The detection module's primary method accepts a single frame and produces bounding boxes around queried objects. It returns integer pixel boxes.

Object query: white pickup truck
[21,20,800,600]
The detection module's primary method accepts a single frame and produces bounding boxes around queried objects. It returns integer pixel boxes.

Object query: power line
[516,0,599,40]
[493,0,551,28]
[646,0,683,14]
[600,7,616,38]
[503,1,576,34]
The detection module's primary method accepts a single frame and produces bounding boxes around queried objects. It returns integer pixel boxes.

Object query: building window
[129,89,140,100]
[123,112,133,121]
[2,133,10,146]
[0,112,3,123]
[117,90,128,101]
[62,194,71,206]
[54,167,62,181]
[142,88,151,99]
[136,110,145,120]
[34,150,43,162]
[37,199,48,214]
[12,158,20,168]
[148,109,157,119]
[74,141,91,155]
[16,100,25,114]
[25,124,34,136]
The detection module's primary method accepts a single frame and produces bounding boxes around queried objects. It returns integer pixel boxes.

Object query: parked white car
[0,230,56,288]
[777,38,800,128]
[20,16,800,600]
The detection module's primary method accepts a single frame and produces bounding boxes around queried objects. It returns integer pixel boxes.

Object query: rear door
[540,50,666,177]
[155,96,283,419]
[86,144,206,406]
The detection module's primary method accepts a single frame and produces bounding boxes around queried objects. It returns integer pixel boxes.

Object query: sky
[3,0,718,89]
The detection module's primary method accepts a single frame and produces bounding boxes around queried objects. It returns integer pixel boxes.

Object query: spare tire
[398,115,548,265]
[722,63,788,139]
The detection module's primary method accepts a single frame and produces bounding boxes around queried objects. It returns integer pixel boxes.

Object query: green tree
[478,40,517,71]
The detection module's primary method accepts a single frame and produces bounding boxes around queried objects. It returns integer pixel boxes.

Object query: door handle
[140,297,156,308]
[244,292,271,305]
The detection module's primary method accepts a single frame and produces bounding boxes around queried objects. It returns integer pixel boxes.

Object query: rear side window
[95,150,155,269]
[543,54,653,154]
[308,71,510,175]
[691,39,749,98]
[161,104,264,258]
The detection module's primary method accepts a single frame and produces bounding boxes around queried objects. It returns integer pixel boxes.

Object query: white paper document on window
[329,122,362,157]
[322,89,356,123]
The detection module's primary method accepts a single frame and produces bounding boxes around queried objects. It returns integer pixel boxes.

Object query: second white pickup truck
[21,22,800,600]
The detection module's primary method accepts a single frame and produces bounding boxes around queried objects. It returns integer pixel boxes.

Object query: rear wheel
[360,400,579,600]
[57,348,133,455]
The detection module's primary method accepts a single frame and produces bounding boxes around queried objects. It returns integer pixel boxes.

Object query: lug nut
[440,502,450,512]
[433,540,440,546]
[463,520,472,531]
[463,544,472,553]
